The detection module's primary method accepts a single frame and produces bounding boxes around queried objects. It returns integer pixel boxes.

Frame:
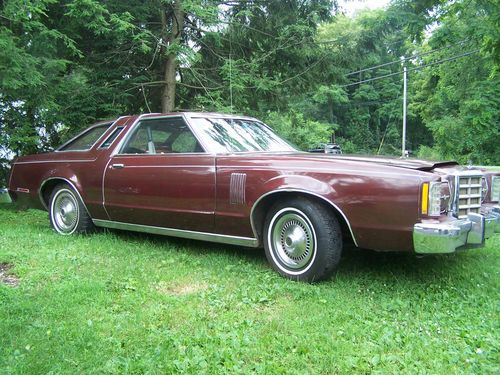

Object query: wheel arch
[39,177,90,216]
[250,189,358,247]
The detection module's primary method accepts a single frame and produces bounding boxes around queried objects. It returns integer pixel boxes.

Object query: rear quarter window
[58,124,111,151]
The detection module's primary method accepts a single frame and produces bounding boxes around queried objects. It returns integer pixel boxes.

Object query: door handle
[111,163,125,169]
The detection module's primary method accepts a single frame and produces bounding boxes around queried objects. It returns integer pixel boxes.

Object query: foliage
[406,0,500,164]
[416,145,446,161]
[1,0,499,187]
[1,205,499,373]
[264,111,333,150]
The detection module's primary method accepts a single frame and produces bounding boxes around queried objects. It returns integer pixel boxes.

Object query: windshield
[189,117,297,153]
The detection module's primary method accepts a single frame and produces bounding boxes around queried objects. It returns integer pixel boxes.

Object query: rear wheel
[49,184,94,235]
[263,197,342,282]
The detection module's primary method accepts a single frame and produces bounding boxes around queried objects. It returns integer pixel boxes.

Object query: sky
[338,0,391,16]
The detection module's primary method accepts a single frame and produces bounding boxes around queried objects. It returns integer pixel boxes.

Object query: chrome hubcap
[53,191,78,233]
[271,212,314,269]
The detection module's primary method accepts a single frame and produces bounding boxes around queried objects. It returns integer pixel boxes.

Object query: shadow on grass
[0,204,483,285]
[109,228,266,263]
[337,246,470,283]
[0,203,17,211]
[107,228,475,285]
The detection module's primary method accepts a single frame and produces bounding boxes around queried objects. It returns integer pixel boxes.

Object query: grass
[0,192,11,203]
[0,204,499,374]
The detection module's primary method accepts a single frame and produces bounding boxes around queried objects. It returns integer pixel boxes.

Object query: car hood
[227,152,464,174]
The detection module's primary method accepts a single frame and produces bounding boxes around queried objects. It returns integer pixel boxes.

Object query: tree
[394,0,500,163]
[1,0,499,188]
[160,0,184,111]
[309,9,422,154]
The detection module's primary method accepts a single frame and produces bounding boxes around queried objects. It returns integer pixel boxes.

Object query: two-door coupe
[7,112,500,281]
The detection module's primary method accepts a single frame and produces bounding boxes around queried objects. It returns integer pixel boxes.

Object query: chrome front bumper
[413,209,499,254]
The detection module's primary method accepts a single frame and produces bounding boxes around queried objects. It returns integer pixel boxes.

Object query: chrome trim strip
[101,156,113,220]
[120,165,216,169]
[187,112,259,121]
[92,219,259,247]
[38,177,91,217]
[14,159,97,165]
[250,189,359,247]
[112,152,215,157]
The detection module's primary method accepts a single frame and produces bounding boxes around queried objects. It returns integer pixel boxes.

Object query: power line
[340,49,480,88]
[408,49,480,72]
[345,39,470,77]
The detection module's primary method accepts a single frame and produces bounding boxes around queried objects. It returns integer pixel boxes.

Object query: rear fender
[39,171,86,211]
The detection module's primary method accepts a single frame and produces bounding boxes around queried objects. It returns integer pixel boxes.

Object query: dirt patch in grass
[155,280,208,296]
[0,263,19,287]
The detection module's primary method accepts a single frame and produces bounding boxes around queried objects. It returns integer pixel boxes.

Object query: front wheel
[49,184,94,235]
[263,197,342,282]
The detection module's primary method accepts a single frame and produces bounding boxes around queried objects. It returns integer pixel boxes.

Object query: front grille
[457,175,482,218]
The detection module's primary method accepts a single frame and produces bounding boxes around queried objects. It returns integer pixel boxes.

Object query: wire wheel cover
[53,191,79,233]
[271,212,315,269]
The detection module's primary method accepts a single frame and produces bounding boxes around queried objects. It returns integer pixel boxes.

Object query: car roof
[125,112,259,122]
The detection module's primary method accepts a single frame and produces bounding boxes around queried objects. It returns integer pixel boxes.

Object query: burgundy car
[7,113,500,281]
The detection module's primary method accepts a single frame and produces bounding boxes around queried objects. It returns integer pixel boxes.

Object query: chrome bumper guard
[413,210,499,254]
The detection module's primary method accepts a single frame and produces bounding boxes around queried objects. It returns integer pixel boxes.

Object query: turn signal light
[421,182,429,215]
[421,181,450,217]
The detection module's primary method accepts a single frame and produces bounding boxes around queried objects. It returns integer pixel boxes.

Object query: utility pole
[402,61,407,158]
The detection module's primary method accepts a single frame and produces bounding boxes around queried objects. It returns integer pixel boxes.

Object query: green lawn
[0,192,11,204]
[0,204,498,374]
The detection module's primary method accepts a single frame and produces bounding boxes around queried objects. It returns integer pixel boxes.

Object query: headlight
[421,181,450,216]
[492,176,500,202]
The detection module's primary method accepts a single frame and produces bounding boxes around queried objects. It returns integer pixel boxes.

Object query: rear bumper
[413,209,499,254]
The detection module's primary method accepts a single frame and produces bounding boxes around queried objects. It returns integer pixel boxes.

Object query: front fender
[249,174,358,246]
[258,174,336,198]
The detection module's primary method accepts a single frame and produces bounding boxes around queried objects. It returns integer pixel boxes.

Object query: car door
[103,116,215,233]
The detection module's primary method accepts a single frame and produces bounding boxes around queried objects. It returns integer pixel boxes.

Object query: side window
[120,118,203,154]
[58,124,111,151]
[171,131,200,153]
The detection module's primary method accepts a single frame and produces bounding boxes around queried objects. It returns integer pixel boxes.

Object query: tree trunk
[161,0,184,113]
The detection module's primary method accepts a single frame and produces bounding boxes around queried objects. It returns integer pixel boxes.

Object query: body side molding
[93,219,259,247]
